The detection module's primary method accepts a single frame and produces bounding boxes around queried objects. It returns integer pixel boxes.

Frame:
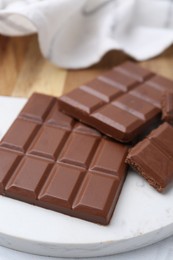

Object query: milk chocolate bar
[162,91,173,124]
[126,122,173,192]
[59,61,173,142]
[0,93,128,225]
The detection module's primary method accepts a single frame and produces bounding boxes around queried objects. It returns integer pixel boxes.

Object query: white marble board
[0,96,173,258]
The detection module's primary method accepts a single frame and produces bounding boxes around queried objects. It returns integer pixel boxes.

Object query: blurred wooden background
[0,34,173,98]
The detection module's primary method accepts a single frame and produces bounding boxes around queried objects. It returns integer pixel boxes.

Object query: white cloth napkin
[0,0,172,69]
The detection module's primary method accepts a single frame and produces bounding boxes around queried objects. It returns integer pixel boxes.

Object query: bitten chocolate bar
[126,122,173,192]
[0,93,128,225]
[59,61,173,143]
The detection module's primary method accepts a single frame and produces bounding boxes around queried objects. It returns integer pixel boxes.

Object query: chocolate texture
[162,91,173,125]
[126,122,173,192]
[59,61,173,142]
[0,93,128,225]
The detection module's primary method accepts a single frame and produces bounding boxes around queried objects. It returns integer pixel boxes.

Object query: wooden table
[0,34,173,98]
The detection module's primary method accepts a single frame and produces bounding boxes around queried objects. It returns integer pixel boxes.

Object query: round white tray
[0,96,173,258]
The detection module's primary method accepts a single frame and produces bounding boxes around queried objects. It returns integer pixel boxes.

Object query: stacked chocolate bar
[0,61,173,225]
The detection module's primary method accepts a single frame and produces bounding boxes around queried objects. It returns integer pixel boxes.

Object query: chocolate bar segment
[45,102,74,129]
[98,69,138,91]
[38,164,85,210]
[115,61,154,82]
[19,93,55,122]
[80,79,121,102]
[61,88,105,114]
[28,126,69,160]
[59,61,173,142]
[147,75,173,91]
[58,132,100,168]
[162,91,173,125]
[0,93,128,225]
[91,104,143,141]
[5,156,53,203]
[126,122,173,192]
[90,139,127,176]
[73,172,120,224]
[0,149,22,194]
[0,118,40,153]
[112,93,159,121]
[130,83,163,108]
[148,122,173,156]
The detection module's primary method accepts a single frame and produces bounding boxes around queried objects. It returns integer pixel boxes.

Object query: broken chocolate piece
[59,61,173,142]
[126,122,173,192]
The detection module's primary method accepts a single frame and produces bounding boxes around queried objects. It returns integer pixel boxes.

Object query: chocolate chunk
[0,149,22,194]
[126,122,173,192]
[0,118,40,153]
[5,156,52,203]
[59,61,173,142]
[162,91,173,125]
[0,93,128,225]
[19,93,55,123]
